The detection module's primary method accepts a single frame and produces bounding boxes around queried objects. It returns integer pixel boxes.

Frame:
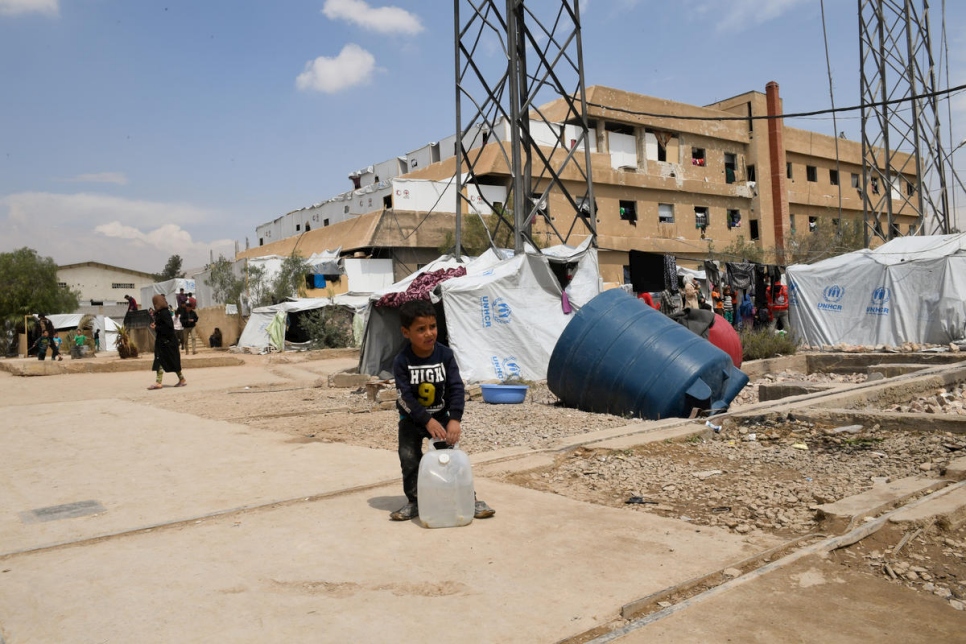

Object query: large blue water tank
[547,289,749,420]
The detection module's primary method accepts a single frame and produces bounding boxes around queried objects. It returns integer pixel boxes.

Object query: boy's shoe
[390,502,418,521]
[474,500,495,519]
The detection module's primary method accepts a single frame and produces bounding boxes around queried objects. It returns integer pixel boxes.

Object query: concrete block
[944,456,966,482]
[867,363,929,378]
[815,476,949,531]
[331,372,371,388]
[889,485,966,530]
[757,381,834,402]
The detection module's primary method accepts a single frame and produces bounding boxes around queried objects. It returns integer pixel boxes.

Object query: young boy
[390,299,495,522]
[30,330,50,360]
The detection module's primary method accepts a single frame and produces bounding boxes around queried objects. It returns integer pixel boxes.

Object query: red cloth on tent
[376,267,467,308]
[707,313,742,368]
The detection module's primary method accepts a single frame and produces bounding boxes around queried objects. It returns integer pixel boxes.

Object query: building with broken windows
[239,82,916,287]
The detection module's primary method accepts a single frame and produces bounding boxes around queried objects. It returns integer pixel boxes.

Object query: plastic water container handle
[428,439,459,451]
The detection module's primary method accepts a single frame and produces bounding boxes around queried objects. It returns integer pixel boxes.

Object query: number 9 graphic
[417,382,436,407]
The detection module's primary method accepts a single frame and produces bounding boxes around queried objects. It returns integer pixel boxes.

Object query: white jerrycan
[417,441,475,528]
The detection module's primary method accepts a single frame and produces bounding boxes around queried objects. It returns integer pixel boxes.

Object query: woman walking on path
[147,294,186,390]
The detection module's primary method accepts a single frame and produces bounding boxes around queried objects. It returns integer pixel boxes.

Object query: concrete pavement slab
[0,398,399,555]
[0,480,774,643]
[607,554,963,643]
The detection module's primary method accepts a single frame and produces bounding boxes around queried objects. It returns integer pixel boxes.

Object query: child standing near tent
[390,299,495,522]
[30,330,50,360]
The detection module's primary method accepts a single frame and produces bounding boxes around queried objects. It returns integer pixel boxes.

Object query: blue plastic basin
[480,384,529,404]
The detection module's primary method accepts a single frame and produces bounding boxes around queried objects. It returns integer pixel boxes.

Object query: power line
[587,83,966,123]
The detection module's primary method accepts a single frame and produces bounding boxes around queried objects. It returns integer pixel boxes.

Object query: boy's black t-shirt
[393,341,465,427]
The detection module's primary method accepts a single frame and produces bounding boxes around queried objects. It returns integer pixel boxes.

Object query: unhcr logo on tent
[866,286,891,316]
[490,356,522,381]
[817,285,845,312]
[480,296,512,328]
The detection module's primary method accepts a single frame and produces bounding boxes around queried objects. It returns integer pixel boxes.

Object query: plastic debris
[792,442,809,450]
[705,420,722,433]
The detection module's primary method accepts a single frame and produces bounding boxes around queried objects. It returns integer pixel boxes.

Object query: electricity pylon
[859,0,952,242]
[454,0,596,254]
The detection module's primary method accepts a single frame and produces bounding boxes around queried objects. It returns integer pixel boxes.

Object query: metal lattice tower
[859,0,951,243]
[454,0,596,254]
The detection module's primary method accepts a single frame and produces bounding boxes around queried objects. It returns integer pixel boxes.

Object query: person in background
[35,313,62,361]
[176,288,188,310]
[94,329,101,352]
[738,293,755,330]
[683,277,700,310]
[30,330,50,361]
[173,304,186,352]
[147,294,186,390]
[722,286,735,325]
[768,282,790,333]
[209,327,223,348]
[712,286,724,318]
[180,302,199,355]
[124,294,138,312]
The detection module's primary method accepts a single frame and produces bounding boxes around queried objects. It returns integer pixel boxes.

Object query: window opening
[829,169,839,185]
[727,209,741,229]
[808,216,818,232]
[871,177,880,194]
[324,218,330,226]
[691,147,706,167]
[790,214,796,233]
[112,282,135,289]
[851,173,860,188]
[750,219,760,241]
[296,224,301,231]
[619,200,637,224]
[806,165,817,182]
[694,206,709,229]
[658,203,674,224]
[906,179,915,195]
[787,163,793,179]
[747,164,756,182]
[383,194,392,209]
[724,153,737,184]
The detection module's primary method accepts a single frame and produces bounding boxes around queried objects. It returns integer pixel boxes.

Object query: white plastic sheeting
[42,314,120,354]
[140,278,197,311]
[235,294,371,352]
[358,239,600,382]
[787,233,966,347]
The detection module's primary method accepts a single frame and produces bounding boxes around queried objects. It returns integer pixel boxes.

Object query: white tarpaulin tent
[236,294,371,352]
[441,239,599,382]
[787,233,966,347]
[43,314,120,354]
[358,238,600,382]
[140,278,197,311]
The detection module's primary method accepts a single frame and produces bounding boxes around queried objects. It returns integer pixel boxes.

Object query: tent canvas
[235,294,371,352]
[358,239,600,382]
[42,314,120,354]
[140,278,197,312]
[787,233,966,346]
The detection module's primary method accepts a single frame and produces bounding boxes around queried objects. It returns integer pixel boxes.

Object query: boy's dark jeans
[398,415,448,503]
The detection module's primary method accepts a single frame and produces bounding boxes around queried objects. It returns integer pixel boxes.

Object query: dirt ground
[135,350,966,615]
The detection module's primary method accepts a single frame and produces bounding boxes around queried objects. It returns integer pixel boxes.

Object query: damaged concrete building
[237,82,917,287]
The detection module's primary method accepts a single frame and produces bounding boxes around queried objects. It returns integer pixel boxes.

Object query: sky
[2,0,966,274]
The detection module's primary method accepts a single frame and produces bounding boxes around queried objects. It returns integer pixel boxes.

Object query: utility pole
[453,0,596,256]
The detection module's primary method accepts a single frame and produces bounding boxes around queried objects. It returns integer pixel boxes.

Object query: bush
[740,328,798,361]
[301,307,354,349]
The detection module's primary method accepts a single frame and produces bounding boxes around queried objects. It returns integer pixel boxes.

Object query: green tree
[786,217,865,265]
[270,252,310,302]
[153,254,185,282]
[709,234,766,265]
[438,210,528,256]
[206,256,245,309]
[0,247,80,326]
